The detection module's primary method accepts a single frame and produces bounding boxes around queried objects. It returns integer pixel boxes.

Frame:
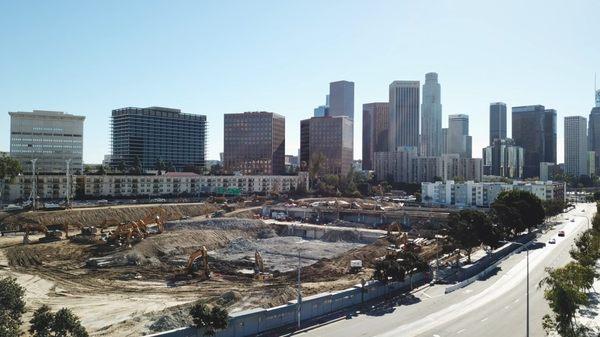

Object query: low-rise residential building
[3,172,309,202]
[421,180,565,207]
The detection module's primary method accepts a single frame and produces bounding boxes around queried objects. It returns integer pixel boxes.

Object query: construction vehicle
[185,246,210,278]
[254,250,272,280]
[107,221,146,247]
[386,222,421,254]
[22,224,64,244]
[349,260,363,273]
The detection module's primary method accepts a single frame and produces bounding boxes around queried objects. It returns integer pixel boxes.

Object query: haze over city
[1,0,599,163]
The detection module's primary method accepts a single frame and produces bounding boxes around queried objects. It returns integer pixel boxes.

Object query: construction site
[0,197,453,336]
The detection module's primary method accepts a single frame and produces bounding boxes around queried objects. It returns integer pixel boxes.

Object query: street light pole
[501,240,529,337]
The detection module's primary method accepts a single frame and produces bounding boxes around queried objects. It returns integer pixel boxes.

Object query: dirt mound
[148,305,193,332]
[1,204,216,231]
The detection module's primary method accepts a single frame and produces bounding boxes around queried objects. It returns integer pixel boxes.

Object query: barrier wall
[147,273,426,337]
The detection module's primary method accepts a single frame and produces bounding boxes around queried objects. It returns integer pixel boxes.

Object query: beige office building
[9,110,85,173]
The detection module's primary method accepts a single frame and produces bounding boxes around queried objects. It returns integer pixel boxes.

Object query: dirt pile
[1,203,216,231]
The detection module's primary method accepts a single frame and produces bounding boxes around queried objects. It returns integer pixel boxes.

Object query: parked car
[558,230,565,237]
[548,238,556,244]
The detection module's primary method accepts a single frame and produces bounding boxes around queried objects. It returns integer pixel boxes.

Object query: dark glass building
[300,116,353,175]
[512,105,556,178]
[489,102,507,145]
[587,105,600,174]
[223,111,285,175]
[111,106,206,172]
[362,102,389,170]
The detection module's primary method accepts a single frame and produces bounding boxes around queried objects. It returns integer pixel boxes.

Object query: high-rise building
[489,102,507,145]
[10,110,85,173]
[564,116,588,177]
[588,151,596,176]
[512,105,556,178]
[300,119,310,168]
[482,138,524,178]
[111,107,206,172]
[313,94,329,117]
[420,72,442,156]
[544,109,557,164]
[329,81,354,120]
[447,114,472,158]
[388,81,420,151]
[300,116,353,175]
[587,90,600,174]
[441,128,448,154]
[223,111,285,175]
[362,103,389,171]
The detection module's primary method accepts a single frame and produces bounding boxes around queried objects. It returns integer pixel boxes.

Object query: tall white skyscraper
[447,114,472,158]
[564,116,588,177]
[388,81,420,151]
[420,72,442,156]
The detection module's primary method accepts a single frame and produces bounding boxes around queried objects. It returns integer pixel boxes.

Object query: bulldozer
[185,246,210,278]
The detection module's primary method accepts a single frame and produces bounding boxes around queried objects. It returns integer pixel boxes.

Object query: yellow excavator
[254,250,272,280]
[22,224,64,244]
[185,246,210,278]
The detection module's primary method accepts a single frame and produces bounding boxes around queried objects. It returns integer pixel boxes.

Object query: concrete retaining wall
[147,273,426,337]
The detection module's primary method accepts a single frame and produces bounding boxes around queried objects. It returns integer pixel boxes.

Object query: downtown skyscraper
[388,81,420,151]
[362,103,389,170]
[446,114,472,158]
[512,105,557,178]
[420,72,442,156]
[329,81,354,120]
[489,102,507,145]
[564,116,588,177]
[587,89,600,174]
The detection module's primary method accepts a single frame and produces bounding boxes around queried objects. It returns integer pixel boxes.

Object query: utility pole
[65,159,71,208]
[296,250,302,329]
[31,159,38,211]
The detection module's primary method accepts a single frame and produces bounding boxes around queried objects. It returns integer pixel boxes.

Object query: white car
[548,238,556,244]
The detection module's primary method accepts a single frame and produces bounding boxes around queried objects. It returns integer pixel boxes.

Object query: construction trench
[0,200,451,337]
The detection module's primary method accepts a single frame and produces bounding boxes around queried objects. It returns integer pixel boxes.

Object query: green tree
[0,156,23,205]
[542,200,566,217]
[29,306,88,337]
[0,277,26,337]
[570,230,600,269]
[190,302,229,336]
[96,165,106,175]
[447,210,500,263]
[309,152,326,188]
[491,190,545,238]
[131,156,143,175]
[539,263,594,336]
[154,159,165,175]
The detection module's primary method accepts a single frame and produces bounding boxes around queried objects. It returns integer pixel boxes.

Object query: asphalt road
[296,203,595,337]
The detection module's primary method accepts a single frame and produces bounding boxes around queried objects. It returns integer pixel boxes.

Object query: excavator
[185,246,210,278]
[107,221,146,247]
[22,224,64,244]
[254,250,272,280]
[386,222,421,255]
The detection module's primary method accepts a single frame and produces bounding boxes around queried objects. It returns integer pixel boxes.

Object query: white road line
[421,292,433,299]
[504,305,511,310]
[433,335,441,337]
[456,329,467,334]
[514,298,520,303]
[481,317,488,322]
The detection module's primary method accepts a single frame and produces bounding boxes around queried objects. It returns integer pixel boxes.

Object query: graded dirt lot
[0,212,377,336]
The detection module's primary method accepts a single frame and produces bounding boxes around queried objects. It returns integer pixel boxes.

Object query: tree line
[539,203,600,337]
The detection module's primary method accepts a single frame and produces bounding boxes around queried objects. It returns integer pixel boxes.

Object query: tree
[539,263,594,336]
[131,156,143,175]
[0,156,23,205]
[96,165,106,175]
[190,302,229,336]
[446,210,500,263]
[0,277,26,337]
[542,199,566,217]
[491,190,545,238]
[117,161,126,173]
[154,159,165,175]
[29,306,88,337]
[570,230,600,269]
[309,153,326,188]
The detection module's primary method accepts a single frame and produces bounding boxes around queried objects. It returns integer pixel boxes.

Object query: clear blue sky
[1,0,599,164]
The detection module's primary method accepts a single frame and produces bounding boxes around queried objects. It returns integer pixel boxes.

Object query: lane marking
[456,329,467,334]
[422,292,433,299]
[481,317,488,322]
[504,305,511,310]
[514,298,520,303]
[433,335,441,337]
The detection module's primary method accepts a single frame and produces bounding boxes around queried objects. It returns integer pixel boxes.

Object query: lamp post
[501,240,529,337]
[65,159,71,208]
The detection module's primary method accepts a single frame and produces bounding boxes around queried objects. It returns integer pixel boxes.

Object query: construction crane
[185,246,210,278]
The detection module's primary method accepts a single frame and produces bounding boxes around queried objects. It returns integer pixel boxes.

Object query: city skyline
[0,1,599,164]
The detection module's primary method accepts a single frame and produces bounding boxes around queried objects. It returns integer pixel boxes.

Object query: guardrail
[147,273,427,337]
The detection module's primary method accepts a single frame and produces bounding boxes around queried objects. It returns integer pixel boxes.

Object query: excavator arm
[186,246,210,278]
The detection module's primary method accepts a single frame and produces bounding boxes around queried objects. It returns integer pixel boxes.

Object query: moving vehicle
[558,230,565,237]
[3,204,23,212]
[548,238,556,244]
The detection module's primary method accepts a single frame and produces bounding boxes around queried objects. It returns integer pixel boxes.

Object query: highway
[296,203,595,337]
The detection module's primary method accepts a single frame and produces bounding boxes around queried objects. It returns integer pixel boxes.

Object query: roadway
[295,203,595,337]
